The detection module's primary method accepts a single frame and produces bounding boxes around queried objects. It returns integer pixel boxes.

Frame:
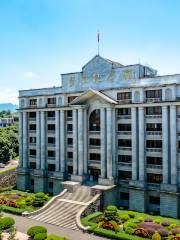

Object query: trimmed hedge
[27,226,47,238]
[1,205,25,215]
[34,233,47,240]
[0,217,15,229]
[46,234,68,240]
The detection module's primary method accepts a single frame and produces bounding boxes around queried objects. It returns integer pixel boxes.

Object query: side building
[17,55,180,218]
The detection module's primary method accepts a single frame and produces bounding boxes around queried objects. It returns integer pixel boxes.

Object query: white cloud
[24,71,36,77]
[0,88,18,104]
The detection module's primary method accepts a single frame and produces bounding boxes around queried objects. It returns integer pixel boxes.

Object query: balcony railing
[117,99,132,104]
[29,130,36,133]
[88,160,101,164]
[147,164,162,169]
[117,115,131,120]
[89,145,100,149]
[147,183,160,189]
[145,98,162,103]
[67,117,72,121]
[47,130,55,134]
[145,115,162,119]
[118,162,132,167]
[146,131,162,136]
[47,117,55,121]
[28,117,36,121]
[48,143,56,147]
[29,105,37,108]
[119,147,132,151]
[29,143,36,147]
[118,131,131,135]
[146,148,162,153]
[47,156,55,160]
[46,103,56,108]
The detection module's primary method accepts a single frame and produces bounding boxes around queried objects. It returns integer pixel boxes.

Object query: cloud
[24,71,36,77]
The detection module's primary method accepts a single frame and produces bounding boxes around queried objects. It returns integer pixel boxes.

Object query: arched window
[89,109,100,131]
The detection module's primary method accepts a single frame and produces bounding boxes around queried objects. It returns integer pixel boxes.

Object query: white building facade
[17,55,180,218]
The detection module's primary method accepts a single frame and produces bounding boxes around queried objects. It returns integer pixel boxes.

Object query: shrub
[144,217,153,222]
[105,205,118,211]
[168,224,177,230]
[125,222,137,229]
[119,214,130,223]
[128,211,135,218]
[146,227,155,235]
[152,232,161,240]
[119,206,124,210]
[137,217,144,223]
[154,219,161,224]
[1,205,24,215]
[27,226,47,238]
[34,233,47,240]
[46,235,68,240]
[0,217,15,229]
[158,229,168,237]
[172,227,180,235]
[125,227,134,235]
[32,193,49,207]
[161,220,170,227]
[104,205,119,222]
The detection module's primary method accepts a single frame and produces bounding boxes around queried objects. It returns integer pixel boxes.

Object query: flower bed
[81,206,180,240]
[0,190,50,214]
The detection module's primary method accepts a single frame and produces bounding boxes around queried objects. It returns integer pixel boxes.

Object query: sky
[0,0,180,104]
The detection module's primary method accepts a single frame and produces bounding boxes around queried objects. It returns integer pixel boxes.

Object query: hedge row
[1,205,25,215]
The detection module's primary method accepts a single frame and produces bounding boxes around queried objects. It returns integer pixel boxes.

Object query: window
[48,137,55,144]
[117,92,132,101]
[29,137,36,144]
[118,124,131,131]
[146,140,162,148]
[29,99,37,106]
[67,110,72,118]
[29,149,36,156]
[68,166,73,174]
[89,109,100,131]
[120,192,129,201]
[67,124,73,132]
[118,139,131,147]
[117,108,131,116]
[49,182,53,189]
[67,138,73,145]
[29,124,36,131]
[48,124,55,131]
[30,162,36,169]
[47,97,56,105]
[178,141,180,149]
[48,164,55,171]
[89,153,101,161]
[67,152,73,159]
[29,112,36,118]
[48,150,55,158]
[89,138,101,146]
[68,96,77,103]
[147,174,162,184]
[149,196,160,205]
[118,155,132,163]
[146,157,162,165]
[146,107,162,115]
[146,123,162,131]
[30,179,34,186]
[146,89,162,99]
[47,111,55,118]
[118,171,132,180]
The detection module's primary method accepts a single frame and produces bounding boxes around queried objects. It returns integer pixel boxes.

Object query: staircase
[28,185,94,230]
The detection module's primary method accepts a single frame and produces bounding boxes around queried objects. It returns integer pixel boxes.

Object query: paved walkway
[4,213,106,240]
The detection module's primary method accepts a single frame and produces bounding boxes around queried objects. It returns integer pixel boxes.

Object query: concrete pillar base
[34,176,47,193]
[98,178,114,186]
[52,179,63,195]
[129,188,147,213]
[160,192,179,218]
[70,174,87,183]
[16,168,30,191]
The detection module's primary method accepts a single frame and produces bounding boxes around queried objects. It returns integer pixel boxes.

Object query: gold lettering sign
[123,69,132,80]
[68,76,75,87]
[93,73,100,82]
[108,70,116,81]
[134,228,149,238]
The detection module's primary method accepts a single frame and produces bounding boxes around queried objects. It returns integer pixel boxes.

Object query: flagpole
[97,31,99,55]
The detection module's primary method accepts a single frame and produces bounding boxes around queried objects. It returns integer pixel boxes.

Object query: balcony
[47,130,55,134]
[47,156,55,161]
[29,143,36,147]
[146,148,162,153]
[118,162,132,167]
[145,98,162,103]
[145,115,162,119]
[67,116,72,121]
[89,145,100,149]
[88,160,101,165]
[147,164,162,169]
[47,117,55,121]
[29,105,37,108]
[117,115,131,120]
[147,183,160,189]
[28,117,36,121]
[118,131,131,135]
[29,130,36,133]
[46,103,56,108]
[119,147,132,151]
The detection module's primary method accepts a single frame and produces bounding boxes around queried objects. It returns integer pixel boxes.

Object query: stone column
[73,109,78,175]
[132,107,137,181]
[112,108,116,178]
[83,108,88,175]
[40,111,46,170]
[162,106,169,184]
[78,108,84,176]
[36,111,41,169]
[60,110,65,173]
[138,107,145,182]
[55,110,60,172]
[100,107,106,179]
[106,107,113,179]
[19,112,23,168]
[170,105,177,185]
[22,112,28,168]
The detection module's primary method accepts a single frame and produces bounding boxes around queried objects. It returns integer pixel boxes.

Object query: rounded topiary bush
[0,217,15,229]
[144,217,153,222]
[158,229,168,237]
[125,222,137,229]
[27,226,47,238]
[128,211,135,218]
[34,233,47,240]
[46,235,68,240]
[105,205,118,211]
[119,214,130,223]
[125,227,134,235]
[161,220,170,227]
[152,232,161,240]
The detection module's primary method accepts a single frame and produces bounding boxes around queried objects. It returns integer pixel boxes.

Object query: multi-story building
[17,55,180,218]
[0,117,14,128]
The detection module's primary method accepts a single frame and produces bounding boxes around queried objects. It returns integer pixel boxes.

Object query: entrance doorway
[88,167,101,181]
